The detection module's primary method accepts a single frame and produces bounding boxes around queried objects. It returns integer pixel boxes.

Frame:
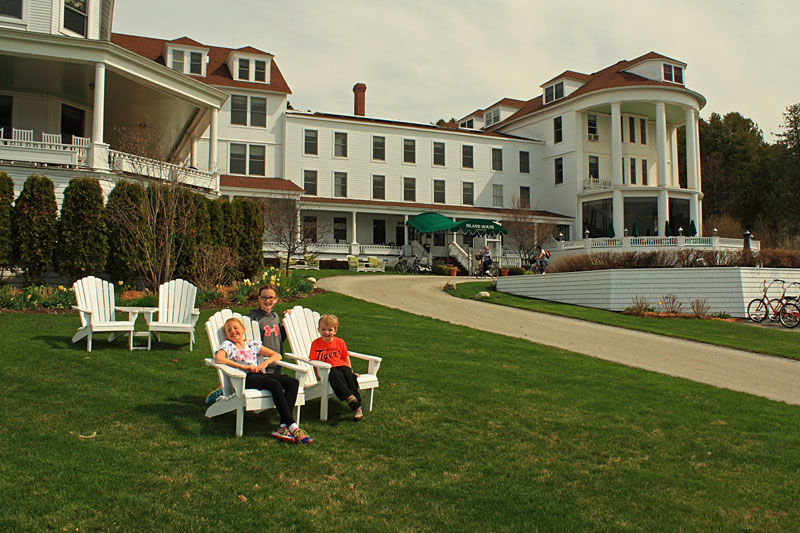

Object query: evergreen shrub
[0,172,14,275]
[56,177,108,279]
[13,175,58,284]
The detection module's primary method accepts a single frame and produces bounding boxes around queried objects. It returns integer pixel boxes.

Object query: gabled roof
[493,51,703,130]
[111,33,291,94]
[220,175,304,192]
[541,70,592,87]
[459,98,525,122]
[234,45,273,56]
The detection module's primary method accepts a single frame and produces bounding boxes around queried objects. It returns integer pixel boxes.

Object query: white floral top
[216,339,263,366]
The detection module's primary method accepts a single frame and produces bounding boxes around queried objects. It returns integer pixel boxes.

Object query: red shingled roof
[493,51,700,130]
[220,175,303,192]
[111,33,291,94]
[541,70,592,87]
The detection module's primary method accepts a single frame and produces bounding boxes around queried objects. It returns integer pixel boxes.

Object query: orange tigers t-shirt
[309,337,350,368]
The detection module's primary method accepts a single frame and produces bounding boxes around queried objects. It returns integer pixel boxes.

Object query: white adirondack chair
[204,309,308,437]
[283,305,382,421]
[145,279,200,350]
[71,276,137,352]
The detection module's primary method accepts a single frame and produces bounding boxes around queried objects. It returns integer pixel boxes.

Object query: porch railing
[583,178,612,190]
[109,150,216,190]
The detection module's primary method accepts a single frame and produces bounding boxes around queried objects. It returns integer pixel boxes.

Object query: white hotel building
[1,0,709,263]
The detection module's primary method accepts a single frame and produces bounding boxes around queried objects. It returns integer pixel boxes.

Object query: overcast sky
[113,0,799,142]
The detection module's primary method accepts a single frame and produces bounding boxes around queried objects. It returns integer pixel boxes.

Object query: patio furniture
[71,276,137,352]
[204,309,309,437]
[144,279,200,351]
[283,305,381,421]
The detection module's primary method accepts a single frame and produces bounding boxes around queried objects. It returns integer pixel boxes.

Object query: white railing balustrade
[552,235,759,257]
[108,150,216,189]
[583,178,612,190]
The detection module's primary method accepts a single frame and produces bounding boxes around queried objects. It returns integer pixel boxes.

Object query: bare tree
[105,121,199,289]
[259,194,328,275]
[502,196,557,267]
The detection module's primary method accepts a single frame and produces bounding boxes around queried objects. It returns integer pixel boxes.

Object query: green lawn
[2,293,799,531]
[448,281,800,361]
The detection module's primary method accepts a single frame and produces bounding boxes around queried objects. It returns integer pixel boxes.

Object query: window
[0,95,12,138]
[520,186,530,209]
[334,132,347,157]
[372,175,385,200]
[462,145,473,168]
[304,129,317,155]
[554,116,563,143]
[433,180,445,203]
[64,0,87,36]
[254,60,266,82]
[664,64,683,83]
[433,142,445,166]
[189,52,202,75]
[372,136,385,161]
[229,143,247,174]
[434,233,445,246]
[231,96,265,127]
[250,97,266,127]
[462,182,474,205]
[171,50,185,72]
[303,216,317,243]
[303,170,317,195]
[673,66,683,84]
[519,151,530,173]
[663,64,673,82]
[238,59,250,80]
[620,116,624,142]
[555,157,564,185]
[485,108,500,127]
[1,0,23,18]
[492,184,503,207]
[334,172,347,197]
[490,148,503,171]
[460,119,474,128]
[629,117,635,143]
[544,81,564,104]
[333,217,347,241]
[403,177,416,202]
[248,145,265,175]
[403,139,416,163]
[588,156,599,179]
[640,118,647,144]
[630,157,637,184]
[642,159,648,185]
[588,114,598,140]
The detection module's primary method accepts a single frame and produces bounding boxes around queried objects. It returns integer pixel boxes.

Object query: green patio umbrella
[632,221,640,237]
[607,221,615,238]
[688,220,697,237]
[664,220,671,237]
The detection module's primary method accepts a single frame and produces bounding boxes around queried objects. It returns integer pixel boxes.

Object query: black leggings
[328,366,361,403]
[245,372,299,426]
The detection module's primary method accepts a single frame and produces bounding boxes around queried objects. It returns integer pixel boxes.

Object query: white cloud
[113,0,800,140]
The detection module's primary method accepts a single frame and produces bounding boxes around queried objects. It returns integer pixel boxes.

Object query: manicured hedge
[56,177,108,279]
[13,175,58,284]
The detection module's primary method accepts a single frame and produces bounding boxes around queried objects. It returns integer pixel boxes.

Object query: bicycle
[746,279,791,322]
[779,299,800,328]
[473,258,497,279]
[395,256,409,274]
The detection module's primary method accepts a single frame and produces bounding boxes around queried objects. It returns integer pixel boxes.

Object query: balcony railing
[553,235,759,255]
[583,178,612,190]
[109,150,216,190]
[0,135,88,167]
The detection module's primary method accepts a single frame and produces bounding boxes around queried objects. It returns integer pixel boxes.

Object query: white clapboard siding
[496,267,800,318]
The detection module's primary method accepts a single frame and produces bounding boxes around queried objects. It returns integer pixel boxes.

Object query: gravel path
[319,275,800,406]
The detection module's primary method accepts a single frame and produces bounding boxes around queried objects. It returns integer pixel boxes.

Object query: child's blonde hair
[318,314,339,329]
[224,317,245,336]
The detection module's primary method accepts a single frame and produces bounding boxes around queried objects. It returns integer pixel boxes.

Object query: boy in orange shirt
[309,314,363,421]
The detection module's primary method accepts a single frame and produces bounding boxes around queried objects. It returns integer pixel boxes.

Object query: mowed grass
[1,292,799,531]
[449,281,800,361]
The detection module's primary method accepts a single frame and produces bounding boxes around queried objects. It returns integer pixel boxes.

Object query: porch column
[655,102,667,188]
[610,102,622,186]
[657,190,669,236]
[350,211,357,244]
[685,107,698,191]
[404,214,409,248]
[208,108,218,173]
[670,126,679,187]
[92,63,105,144]
[190,138,198,168]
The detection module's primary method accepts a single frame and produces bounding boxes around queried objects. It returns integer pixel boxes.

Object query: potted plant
[449,266,458,276]
[500,268,509,276]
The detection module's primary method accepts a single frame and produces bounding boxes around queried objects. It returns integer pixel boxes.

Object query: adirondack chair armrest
[71,305,91,314]
[204,358,246,397]
[349,350,382,374]
[191,308,200,327]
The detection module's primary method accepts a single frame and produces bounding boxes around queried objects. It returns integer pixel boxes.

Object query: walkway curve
[319,275,800,406]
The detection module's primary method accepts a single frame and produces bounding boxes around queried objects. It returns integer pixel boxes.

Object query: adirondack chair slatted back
[42,132,62,145]
[13,128,33,142]
[283,306,321,387]
[73,276,116,324]
[158,279,197,324]
[205,310,261,396]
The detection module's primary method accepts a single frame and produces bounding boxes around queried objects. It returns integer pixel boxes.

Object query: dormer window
[238,59,250,80]
[168,46,208,76]
[189,52,203,75]
[64,0,87,37]
[484,108,500,127]
[663,63,684,84]
[254,60,266,82]
[544,81,564,104]
[1,0,23,19]
[460,119,474,129]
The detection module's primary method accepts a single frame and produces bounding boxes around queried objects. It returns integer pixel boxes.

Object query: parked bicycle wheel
[779,301,800,328]
[768,298,783,321]
[746,298,768,322]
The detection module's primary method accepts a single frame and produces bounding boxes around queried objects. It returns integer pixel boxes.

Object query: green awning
[406,212,455,234]
[451,219,508,235]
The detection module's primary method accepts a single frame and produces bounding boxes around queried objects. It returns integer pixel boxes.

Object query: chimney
[353,83,366,116]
